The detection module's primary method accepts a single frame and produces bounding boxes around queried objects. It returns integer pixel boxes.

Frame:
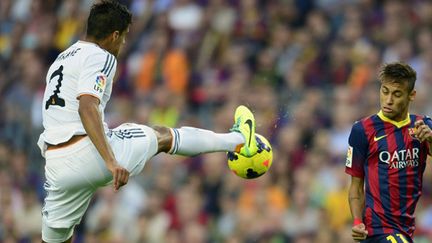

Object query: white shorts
[41,123,158,242]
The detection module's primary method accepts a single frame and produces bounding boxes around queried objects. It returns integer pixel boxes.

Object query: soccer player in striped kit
[346,62,432,243]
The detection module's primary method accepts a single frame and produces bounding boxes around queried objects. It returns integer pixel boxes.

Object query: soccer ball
[227,134,273,179]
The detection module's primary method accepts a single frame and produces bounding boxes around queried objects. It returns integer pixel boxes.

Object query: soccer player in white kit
[38,1,259,242]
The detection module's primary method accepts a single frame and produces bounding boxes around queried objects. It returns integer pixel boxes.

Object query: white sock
[168,126,245,156]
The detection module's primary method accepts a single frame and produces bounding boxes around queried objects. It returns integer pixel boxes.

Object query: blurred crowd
[1,0,432,242]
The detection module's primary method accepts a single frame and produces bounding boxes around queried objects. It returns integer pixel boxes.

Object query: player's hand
[352,223,368,242]
[107,162,129,191]
[414,120,432,143]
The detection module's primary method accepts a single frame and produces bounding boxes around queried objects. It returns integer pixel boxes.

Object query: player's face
[379,81,416,121]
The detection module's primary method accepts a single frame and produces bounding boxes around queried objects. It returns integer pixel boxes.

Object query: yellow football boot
[230,105,258,157]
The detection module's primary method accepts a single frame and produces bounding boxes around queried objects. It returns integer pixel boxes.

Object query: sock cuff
[168,128,180,154]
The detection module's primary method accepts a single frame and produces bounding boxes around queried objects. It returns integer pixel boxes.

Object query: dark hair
[86,0,132,40]
[379,62,417,92]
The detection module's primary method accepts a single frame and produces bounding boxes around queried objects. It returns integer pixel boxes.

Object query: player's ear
[409,89,416,101]
[111,31,120,42]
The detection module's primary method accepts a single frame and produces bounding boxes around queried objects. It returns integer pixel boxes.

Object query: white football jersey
[37,40,117,156]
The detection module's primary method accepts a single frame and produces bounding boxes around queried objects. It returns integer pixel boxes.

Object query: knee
[152,126,173,153]
[152,125,171,137]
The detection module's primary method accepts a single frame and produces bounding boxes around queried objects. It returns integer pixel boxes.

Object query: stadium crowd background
[1,0,432,242]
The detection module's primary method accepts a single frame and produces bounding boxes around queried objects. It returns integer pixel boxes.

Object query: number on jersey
[45,65,65,110]
[386,234,409,243]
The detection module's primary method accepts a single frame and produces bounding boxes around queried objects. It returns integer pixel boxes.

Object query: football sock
[168,126,245,156]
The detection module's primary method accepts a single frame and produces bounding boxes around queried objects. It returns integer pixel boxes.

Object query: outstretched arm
[349,176,368,241]
[78,95,129,191]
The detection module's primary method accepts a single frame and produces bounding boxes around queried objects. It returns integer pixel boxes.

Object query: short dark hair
[379,62,417,92]
[86,0,132,40]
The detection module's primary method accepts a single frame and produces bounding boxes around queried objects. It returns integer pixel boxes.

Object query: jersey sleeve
[345,121,368,178]
[77,51,116,100]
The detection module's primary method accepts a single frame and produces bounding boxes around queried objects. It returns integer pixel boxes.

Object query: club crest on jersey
[94,75,106,93]
[408,128,418,140]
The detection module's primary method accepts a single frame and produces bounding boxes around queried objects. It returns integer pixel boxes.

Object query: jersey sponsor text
[379,148,419,169]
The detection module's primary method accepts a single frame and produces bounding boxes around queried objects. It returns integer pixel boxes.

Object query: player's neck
[82,36,112,53]
[82,37,103,47]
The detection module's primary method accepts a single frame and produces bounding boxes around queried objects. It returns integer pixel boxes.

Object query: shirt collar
[377,110,411,128]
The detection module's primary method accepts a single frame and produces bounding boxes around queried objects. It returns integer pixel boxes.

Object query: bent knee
[152,125,171,135]
[151,126,173,153]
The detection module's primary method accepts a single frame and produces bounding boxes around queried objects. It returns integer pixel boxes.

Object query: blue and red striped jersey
[345,111,432,238]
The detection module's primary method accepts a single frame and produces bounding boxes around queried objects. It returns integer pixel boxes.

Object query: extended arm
[349,176,365,220]
[349,176,368,241]
[78,95,129,190]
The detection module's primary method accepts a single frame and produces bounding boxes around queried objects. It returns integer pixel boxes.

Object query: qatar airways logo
[379,148,419,169]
